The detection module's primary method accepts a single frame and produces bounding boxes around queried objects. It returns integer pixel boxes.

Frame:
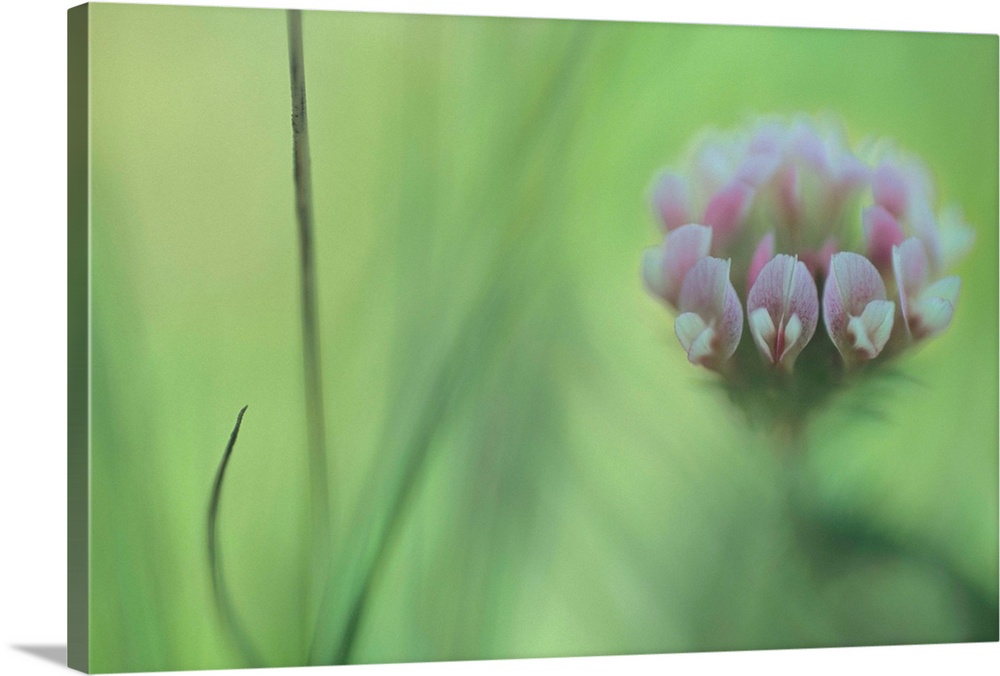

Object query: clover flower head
[642,115,974,421]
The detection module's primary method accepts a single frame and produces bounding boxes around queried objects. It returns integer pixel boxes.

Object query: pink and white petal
[748,306,777,363]
[824,252,887,358]
[789,119,827,171]
[846,299,895,360]
[774,262,819,366]
[748,120,786,154]
[661,224,713,307]
[873,161,909,218]
[746,232,775,291]
[718,280,744,361]
[828,252,888,316]
[641,225,713,308]
[746,255,817,367]
[835,153,871,193]
[907,276,960,340]
[908,199,945,272]
[677,257,743,366]
[860,299,896,355]
[780,313,804,363]
[650,172,690,231]
[863,205,905,271]
[923,276,961,307]
[892,237,929,328]
[786,260,819,341]
[702,181,754,244]
[737,149,782,187]
[901,158,936,205]
[822,273,846,353]
[686,327,718,366]
[674,311,711,362]
[678,256,732,320]
[693,138,738,195]
[909,296,955,340]
[747,254,795,322]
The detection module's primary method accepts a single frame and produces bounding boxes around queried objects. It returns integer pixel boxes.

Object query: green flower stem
[768,419,997,642]
[287,7,332,652]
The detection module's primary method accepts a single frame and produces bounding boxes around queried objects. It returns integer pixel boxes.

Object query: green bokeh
[85,3,998,672]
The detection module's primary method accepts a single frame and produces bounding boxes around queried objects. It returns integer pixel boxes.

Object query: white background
[1,1,997,675]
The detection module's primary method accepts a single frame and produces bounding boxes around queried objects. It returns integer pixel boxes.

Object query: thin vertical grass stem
[287,7,332,650]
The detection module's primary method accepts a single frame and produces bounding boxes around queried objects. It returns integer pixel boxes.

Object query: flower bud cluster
[642,116,973,413]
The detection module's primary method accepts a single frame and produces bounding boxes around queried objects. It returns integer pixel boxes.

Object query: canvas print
[67,3,999,673]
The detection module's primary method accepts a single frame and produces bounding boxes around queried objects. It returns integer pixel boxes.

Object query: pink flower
[892,238,961,341]
[702,181,755,246]
[649,132,760,247]
[872,157,934,220]
[644,115,971,385]
[674,257,743,368]
[650,172,690,232]
[746,255,819,369]
[870,155,974,275]
[642,224,713,308]
[862,205,905,271]
[822,252,895,362]
[781,119,871,228]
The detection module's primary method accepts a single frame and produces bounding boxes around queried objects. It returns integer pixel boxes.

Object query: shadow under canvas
[12,645,68,668]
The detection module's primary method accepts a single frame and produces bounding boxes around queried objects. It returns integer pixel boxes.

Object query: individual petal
[641,224,713,308]
[746,232,775,290]
[675,257,743,367]
[891,237,930,330]
[823,252,891,362]
[783,313,804,354]
[908,198,945,272]
[909,276,961,340]
[679,256,730,320]
[747,120,787,155]
[922,276,961,307]
[675,312,712,363]
[702,181,754,244]
[826,251,888,316]
[746,254,818,368]
[718,276,745,363]
[873,161,909,218]
[900,157,936,206]
[650,172,690,231]
[748,307,776,362]
[834,152,871,194]
[789,119,827,171]
[909,298,954,340]
[845,300,895,360]
[736,147,782,187]
[891,240,963,340]
[692,136,739,196]
[863,205,905,271]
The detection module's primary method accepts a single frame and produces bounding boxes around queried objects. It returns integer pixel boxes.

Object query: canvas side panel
[68,3,90,673]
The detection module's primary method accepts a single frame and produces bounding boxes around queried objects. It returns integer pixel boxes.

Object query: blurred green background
[86,3,998,672]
